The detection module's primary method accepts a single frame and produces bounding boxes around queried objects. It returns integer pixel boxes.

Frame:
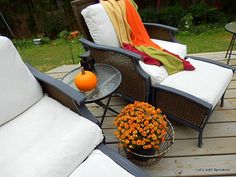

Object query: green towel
[136,45,183,74]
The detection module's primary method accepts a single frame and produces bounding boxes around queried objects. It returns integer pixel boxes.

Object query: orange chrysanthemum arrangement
[114,101,168,151]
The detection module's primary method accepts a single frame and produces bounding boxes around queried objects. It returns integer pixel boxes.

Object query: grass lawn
[177,28,232,54]
[18,39,84,72]
[17,28,232,72]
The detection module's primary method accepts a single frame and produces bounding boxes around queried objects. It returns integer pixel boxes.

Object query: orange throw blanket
[125,0,162,50]
[101,0,195,74]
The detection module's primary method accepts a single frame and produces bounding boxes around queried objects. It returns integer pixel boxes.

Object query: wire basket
[124,117,174,167]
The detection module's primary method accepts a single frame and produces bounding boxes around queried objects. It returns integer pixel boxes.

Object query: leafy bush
[207,9,227,24]
[138,3,229,34]
[42,11,68,39]
[41,37,51,44]
[157,5,187,27]
[179,13,193,30]
[12,38,34,48]
[58,30,70,39]
[139,7,158,23]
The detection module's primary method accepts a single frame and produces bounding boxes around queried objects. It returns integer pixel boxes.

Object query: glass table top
[225,22,236,34]
[62,63,122,103]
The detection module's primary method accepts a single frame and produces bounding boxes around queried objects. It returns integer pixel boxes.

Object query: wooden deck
[47,51,236,177]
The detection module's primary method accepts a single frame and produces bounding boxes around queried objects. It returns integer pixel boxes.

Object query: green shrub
[207,9,227,24]
[189,4,227,25]
[138,2,232,35]
[41,37,51,44]
[12,38,34,48]
[42,11,68,39]
[157,5,187,27]
[179,13,193,30]
[138,7,158,23]
[58,30,70,39]
[188,24,223,35]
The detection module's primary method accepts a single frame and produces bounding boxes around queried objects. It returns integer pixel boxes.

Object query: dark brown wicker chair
[0,36,150,177]
[70,0,235,147]
[71,0,179,103]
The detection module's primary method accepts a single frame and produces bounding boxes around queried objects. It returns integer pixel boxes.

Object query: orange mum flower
[114,101,168,150]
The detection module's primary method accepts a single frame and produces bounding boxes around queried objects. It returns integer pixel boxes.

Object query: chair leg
[220,92,226,107]
[225,34,234,58]
[198,130,203,148]
[227,34,236,64]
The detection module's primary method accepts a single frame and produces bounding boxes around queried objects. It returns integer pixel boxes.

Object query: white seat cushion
[160,58,233,107]
[0,95,103,177]
[69,150,134,177]
[0,36,43,126]
[81,3,120,47]
[151,39,187,59]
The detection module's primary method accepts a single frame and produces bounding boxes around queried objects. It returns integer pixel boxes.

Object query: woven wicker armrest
[187,56,235,72]
[27,63,85,105]
[27,63,100,125]
[80,38,142,61]
[143,22,178,42]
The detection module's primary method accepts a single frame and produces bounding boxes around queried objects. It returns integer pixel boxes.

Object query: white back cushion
[0,36,43,126]
[0,95,103,177]
[81,3,120,47]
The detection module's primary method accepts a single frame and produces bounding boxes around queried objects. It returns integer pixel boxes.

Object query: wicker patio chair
[0,36,150,177]
[71,0,180,103]
[71,0,235,147]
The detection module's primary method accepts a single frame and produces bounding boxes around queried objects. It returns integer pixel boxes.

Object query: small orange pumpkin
[74,67,97,92]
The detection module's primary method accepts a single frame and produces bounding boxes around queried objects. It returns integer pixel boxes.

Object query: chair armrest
[27,63,86,104]
[97,144,150,177]
[187,56,235,72]
[80,38,143,61]
[27,63,100,125]
[143,22,178,42]
[79,37,152,102]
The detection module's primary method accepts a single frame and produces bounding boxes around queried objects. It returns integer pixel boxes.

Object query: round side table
[225,22,236,64]
[62,63,122,125]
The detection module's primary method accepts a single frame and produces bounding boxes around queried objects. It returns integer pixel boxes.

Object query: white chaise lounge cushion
[69,150,134,177]
[0,95,103,177]
[0,36,43,126]
[81,3,120,47]
[160,58,233,107]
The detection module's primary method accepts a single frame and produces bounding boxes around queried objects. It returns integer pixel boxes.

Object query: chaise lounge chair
[0,36,150,177]
[71,0,235,147]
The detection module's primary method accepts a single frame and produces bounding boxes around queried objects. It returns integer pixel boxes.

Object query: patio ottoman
[152,57,234,147]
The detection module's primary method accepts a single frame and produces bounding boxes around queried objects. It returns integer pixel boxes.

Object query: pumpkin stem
[81,67,85,74]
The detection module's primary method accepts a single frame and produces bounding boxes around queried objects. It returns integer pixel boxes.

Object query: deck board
[47,51,236,177]
[144,155,236,177]
[103,122,236,143]
[228,81,236,89]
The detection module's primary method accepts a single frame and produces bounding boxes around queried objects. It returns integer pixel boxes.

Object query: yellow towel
[100,0,132,46]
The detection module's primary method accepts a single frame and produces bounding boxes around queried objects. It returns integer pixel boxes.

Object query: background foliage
[0,0,75,38]
[138,0,236,34]
[1,0,236,38]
